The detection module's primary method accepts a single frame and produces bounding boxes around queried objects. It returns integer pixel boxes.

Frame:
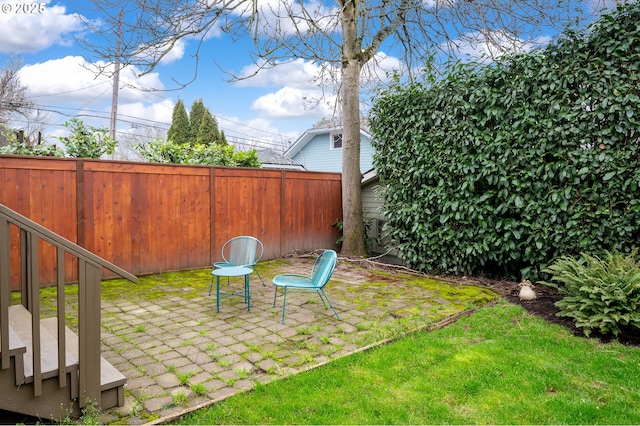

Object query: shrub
[136,139,260,167]
[0,124,64,156]
[59,118,116,158]
[369,2,640,280]
[540,251,640,337]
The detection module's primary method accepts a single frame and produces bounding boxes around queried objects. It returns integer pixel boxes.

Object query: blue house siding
[287,128,375,173]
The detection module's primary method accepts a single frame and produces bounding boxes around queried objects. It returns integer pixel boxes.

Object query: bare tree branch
[0,55,33,124]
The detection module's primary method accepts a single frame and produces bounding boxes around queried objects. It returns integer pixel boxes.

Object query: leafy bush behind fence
[369,2,640,280]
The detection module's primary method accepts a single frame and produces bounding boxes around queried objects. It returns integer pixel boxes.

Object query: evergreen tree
[189,99,206,143]
[196,109,220,145]
[167,99,190,145]
[219,129,227,146]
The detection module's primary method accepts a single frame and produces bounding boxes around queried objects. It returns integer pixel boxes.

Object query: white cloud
[135,37,188,66]
[217,114,301,151]
[235,58,336,119]
[237,52,402,89]
[251,86,335,119]
[236,51,401,121]
[132,2,225,67]
[19,56,110,104]
[18,56,165,105]
[16,56,171,144]
[362,52,404,86]
[247,0,340,36]
[235,58,325,88]
[117,99,174,129]
[0,1,84,53]
[158,39,186,65]
[451,30,552,62]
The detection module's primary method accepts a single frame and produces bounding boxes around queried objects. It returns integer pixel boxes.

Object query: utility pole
[109,8,123,140]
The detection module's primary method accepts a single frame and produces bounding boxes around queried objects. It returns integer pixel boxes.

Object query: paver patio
[93,255,498,424]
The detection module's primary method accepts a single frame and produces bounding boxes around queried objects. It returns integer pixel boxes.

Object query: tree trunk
[339,0,366,257]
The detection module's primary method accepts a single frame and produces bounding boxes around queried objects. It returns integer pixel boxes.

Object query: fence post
[0,218,10,369]
[78,259,102,408]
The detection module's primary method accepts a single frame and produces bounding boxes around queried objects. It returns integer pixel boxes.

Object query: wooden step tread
[40,318,126,390]
[8,305,78,382]
[0,321,27,356]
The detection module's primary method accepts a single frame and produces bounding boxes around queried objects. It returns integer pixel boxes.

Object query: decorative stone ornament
[518,279,537,301]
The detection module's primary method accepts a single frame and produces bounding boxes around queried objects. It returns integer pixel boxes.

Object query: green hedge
[369,2,640,280]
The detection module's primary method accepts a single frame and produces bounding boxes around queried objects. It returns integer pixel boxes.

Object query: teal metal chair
[209,236,265,296]
[272,250,341,323]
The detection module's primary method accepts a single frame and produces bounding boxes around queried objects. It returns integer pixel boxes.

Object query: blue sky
[1,0,611,158]
[1,0,349,155]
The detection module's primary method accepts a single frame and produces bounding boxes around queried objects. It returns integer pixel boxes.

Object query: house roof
[361,167,378,185]
[257,148,305,170]
[284,126,372,158]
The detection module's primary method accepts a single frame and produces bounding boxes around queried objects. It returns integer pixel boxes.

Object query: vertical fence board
[60,170,78,281]
[114,172,132,271]
[168,173,181,272]
[131,172,147,275]
[2,169,20,288]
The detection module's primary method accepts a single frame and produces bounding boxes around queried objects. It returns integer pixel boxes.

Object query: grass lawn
[177,301,640,424]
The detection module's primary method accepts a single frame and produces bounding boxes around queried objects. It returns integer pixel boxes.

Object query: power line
[29,81,110,98]
[3,101,294,150]
[115,82,294,141]
[10,84,298,146]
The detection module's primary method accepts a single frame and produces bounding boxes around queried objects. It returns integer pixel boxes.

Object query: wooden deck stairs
[0,305,126,419]
[0,204,137,420]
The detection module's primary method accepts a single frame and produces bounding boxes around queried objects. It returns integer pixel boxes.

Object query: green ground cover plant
[542,251,640,337]
[176,301,640,425]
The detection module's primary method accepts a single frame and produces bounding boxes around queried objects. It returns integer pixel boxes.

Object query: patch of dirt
[477,277,583,334]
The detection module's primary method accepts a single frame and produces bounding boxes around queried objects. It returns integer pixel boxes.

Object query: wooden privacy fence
[0,155,342,289]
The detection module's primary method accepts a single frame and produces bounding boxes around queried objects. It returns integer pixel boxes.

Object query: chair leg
[216,276,221,313]
[281,287,288,323]
[254,267,266,286]
[316,290,329,309]
[245,273,251,311]
[273,287,278,307]
[319,289,341,321]
[209,266,228,295]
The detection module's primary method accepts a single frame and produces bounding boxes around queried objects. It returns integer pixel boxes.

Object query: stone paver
[93,257,498,424]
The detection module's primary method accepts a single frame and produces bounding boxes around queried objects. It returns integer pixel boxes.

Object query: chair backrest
[222,236,264,267]
[310,250,337,289]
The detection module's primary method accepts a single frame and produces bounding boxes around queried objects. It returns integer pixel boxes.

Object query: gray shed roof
[257,148,305,170]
